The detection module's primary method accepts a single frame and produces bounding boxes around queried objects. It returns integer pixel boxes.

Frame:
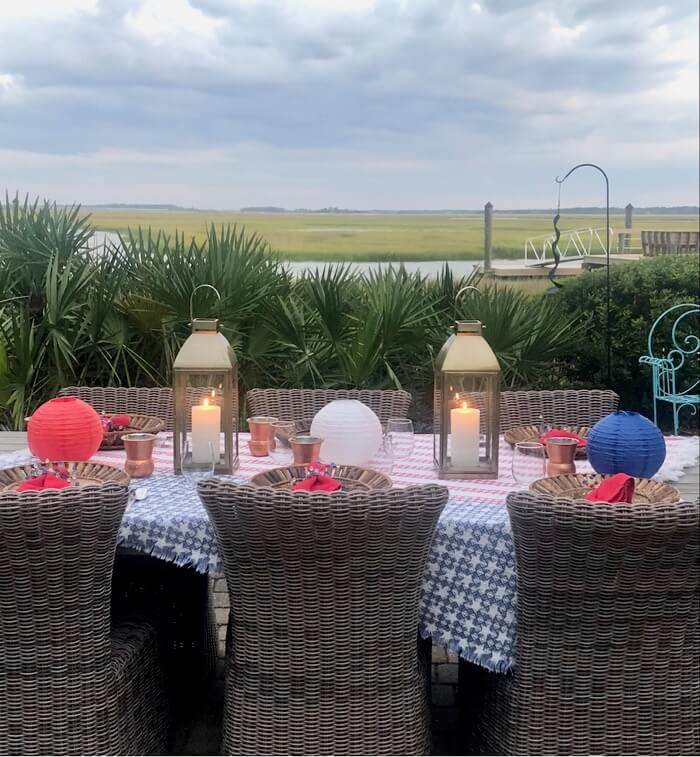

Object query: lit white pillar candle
[450,401,480,467]
[191,396,221,463]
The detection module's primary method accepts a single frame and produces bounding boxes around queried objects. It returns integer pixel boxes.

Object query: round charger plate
[250,464,391,492]
[0,461,129,491]
[101,415,165,450]
[529,473,680,504]
[505,424,590,459]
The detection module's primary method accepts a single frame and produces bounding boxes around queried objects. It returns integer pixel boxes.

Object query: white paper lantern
[310,400,383,466]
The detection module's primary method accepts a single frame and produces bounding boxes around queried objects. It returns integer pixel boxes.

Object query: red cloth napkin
[17,473,71,492]
[539,428,587,448]
[102,414,130,430]
[292,474,341,492]
[584,473,635,503]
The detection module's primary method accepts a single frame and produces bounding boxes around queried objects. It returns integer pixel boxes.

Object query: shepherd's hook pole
[555,163,611,387]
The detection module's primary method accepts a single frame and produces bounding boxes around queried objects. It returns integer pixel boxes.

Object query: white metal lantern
[433,315,500,479]
[173,286,238,475]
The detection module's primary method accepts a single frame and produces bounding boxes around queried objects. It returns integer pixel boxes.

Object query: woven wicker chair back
[245,387,412,425]
[461,388,619,433]
[500,491,700,755]
[500,389,619,430]
[58,385,215,431]
[501,389,620,432]
[0,484,129,754]
[197,480,448,755]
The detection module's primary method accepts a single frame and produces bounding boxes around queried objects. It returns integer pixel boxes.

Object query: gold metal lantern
[173,286,238,475]
[434,300,500,479]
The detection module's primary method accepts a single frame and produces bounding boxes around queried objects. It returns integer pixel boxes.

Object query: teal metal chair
[640,303,699,433]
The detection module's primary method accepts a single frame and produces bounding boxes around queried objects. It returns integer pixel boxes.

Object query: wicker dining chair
[197,479,449,755]
[57,386,219,693]
[467,491,700,755]
[498,388,619,431]
[58,385,213,432]
[0,484,167,755]
[245,387,412,426]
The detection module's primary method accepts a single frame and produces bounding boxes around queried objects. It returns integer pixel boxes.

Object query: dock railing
[524,226,613,266]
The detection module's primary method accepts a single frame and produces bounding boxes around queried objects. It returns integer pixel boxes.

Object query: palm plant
[0,194,102,426]
[119,223,291,387]
[454,283,581,387]
[0,193,93,314]
[341,266,439,388]
[0,192,586,429]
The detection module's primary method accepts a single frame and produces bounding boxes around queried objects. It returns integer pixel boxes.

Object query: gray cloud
[0,0,697,208]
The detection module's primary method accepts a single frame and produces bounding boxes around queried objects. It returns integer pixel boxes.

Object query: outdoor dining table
[1,433,698,673]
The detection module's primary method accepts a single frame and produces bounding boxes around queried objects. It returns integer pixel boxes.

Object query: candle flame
[203,397,209,407]
[461,401,468,410]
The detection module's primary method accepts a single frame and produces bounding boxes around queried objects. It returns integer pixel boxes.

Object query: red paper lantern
[27,396,104,461]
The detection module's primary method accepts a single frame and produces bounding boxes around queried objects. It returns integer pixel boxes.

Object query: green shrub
[0,195,111,427]
[547,255,700,427]
[0,194,593,429]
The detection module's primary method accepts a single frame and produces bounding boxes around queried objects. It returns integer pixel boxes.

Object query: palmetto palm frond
[0,194,586,428]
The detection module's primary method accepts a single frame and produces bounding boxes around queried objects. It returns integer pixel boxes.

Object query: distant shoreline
[81,204,700,216]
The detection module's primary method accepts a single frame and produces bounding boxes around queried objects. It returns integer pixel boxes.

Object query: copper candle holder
[545,437,578,476]
[123,432,156,478]
[289,435,323,465]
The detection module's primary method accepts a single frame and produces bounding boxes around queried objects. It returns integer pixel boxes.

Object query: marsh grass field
[87,209,699,262]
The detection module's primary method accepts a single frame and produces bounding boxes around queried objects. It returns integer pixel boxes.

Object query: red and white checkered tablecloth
[90,432,697,505]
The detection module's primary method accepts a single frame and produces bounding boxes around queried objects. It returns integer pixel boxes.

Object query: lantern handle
[454,285,480,320]
[190,284,222,322]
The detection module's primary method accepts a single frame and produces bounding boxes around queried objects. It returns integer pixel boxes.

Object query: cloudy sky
[1,0,698,209]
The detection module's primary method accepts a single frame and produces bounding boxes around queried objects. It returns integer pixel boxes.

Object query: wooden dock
[485,265,580,280]
[582,253,642,270]
[484,253,644,279]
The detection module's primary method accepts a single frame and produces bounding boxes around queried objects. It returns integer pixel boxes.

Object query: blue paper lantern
[587,411,666,478]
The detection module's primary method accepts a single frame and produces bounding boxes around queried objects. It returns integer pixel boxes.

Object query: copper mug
[247,416,277,456]
[545,437,578,476]
[289,435,323,465]
[123,432,156,478]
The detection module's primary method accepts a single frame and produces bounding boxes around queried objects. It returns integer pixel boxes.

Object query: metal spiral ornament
[548,210,563,289]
